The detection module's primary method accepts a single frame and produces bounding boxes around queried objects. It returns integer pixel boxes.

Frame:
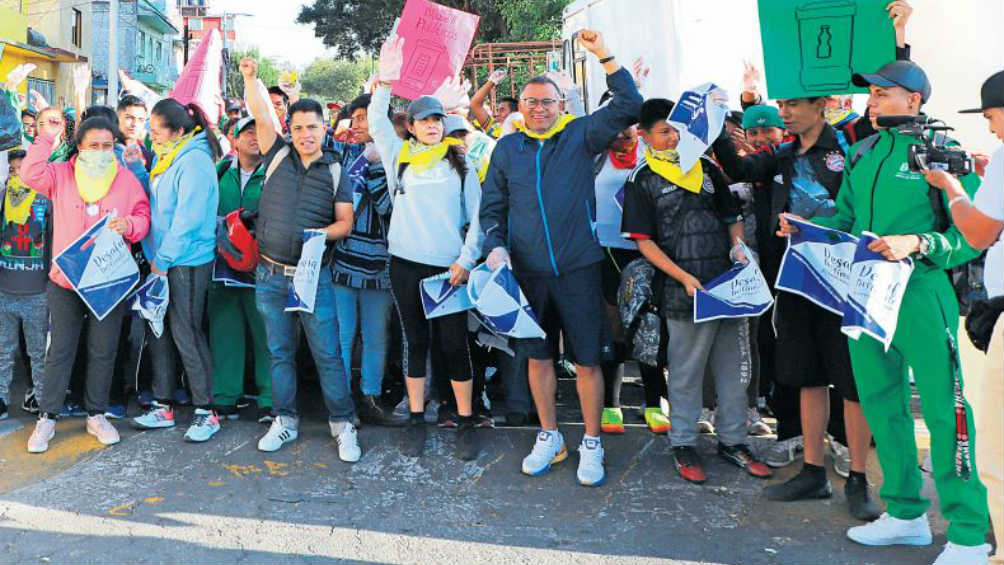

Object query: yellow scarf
[74,154,119,204]
[645,147,705,194]
[513,114,577,140]
[150,128,200,179]
[4,178,37,225]
[397,137,463,174]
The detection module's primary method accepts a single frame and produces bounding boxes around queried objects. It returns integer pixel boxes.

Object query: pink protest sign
[169,28,223,124]
[392,0,480,100]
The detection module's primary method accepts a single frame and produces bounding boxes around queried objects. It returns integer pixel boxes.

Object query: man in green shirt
[209,116,272,423]
[780,60,990,565]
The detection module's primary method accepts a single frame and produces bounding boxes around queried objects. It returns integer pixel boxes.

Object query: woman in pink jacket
[20,115,151,454]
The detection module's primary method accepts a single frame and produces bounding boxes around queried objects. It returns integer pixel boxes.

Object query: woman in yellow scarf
[369,33,486,462]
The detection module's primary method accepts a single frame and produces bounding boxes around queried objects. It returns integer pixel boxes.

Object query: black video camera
[876,115,974,176]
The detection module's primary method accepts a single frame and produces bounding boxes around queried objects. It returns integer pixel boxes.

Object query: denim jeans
[255,264,354,421]
[332,284,391,396]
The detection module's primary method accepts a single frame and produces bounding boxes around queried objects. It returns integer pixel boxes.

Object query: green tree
[300,57,371,103]
[223,46,281,98]
[296,0,568,60]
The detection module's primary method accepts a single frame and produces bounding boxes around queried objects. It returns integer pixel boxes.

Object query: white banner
[840,232,913,351]
[667,82,729,172]
[131,274,169,338]
[420,271,474,319]
[694,242,774,323]
[284,229,326,314]
[775,215,859,315]
[467,263,545,339]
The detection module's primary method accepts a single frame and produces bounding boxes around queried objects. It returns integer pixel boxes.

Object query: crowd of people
[0,1,1001,563]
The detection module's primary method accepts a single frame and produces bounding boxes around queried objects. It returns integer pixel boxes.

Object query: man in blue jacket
[480,29,642,487]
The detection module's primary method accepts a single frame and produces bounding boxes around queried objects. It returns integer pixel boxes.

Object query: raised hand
[72,63,90,97]
[433,75,471,112]
[577,29,608,57]
[378,34,406,84]
[741,60,762,95]
[239,57,258,80]
[278,71,302,98]
[887,1,913,32]
[632,56,651,89]
[29,89,48,111]
[4,63,36,91]
[488,68,507,85]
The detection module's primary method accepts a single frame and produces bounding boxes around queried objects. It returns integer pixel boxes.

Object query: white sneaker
[521,429,567,476]
[184,409,221,443]
[132,401,175,429]
[827,434,851,478]
[329,420,361,463]
[932,542,991,565]
[697,408,715,434]
[258,415,299,452]
[765,435,805,468]
[747,407,772,436]
[27,416,56,453]
[576,436,605,487]
[847,512,933,546]
[86,414,120,446]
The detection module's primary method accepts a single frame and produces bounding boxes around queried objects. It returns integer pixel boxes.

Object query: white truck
[561,0,1003,152]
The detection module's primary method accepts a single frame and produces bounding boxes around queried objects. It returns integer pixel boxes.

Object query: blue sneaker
[577,436,606,487]
[104,404,127,419]
[137,390,154,409]
[173,388,192,406]
[60,401,87,417]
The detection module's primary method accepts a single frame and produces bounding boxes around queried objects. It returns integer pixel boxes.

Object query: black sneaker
[359,395,407,427]
[0,399,7,420]
[845,473,881,521]
[475,405,494,428]
[21,392,39,415]
[672,446,707,484]
[401,420,427,457]
[764,466,833,501]
[455,422,480,461]
[216,405,240,421]
[256,407,274,424]
[718,443,773,478]
[236,396,252,409]
[436,404,458,428]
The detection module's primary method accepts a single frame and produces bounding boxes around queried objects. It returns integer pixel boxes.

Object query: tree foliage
[224,46,281,98]
[296,0,569,60]
[300,57,371,103]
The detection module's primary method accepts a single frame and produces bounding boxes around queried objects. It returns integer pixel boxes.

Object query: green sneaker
[601,407,625,434]
[644,406,671,434]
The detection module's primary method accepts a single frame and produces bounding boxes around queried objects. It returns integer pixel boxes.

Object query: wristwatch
[917,234,931,257]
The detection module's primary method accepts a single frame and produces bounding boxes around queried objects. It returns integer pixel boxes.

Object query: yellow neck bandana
[645,147,705,194]
[397,137,463,174]
[4,177,37,225]
[74,151,119,204]
[150,127,200,179]
[513,114,576,141]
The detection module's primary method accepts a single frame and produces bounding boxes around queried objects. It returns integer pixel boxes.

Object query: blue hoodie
[143,131,219,270]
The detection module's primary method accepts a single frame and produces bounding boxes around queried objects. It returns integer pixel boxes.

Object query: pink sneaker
[27,416,56,453]
[86,414,120,445]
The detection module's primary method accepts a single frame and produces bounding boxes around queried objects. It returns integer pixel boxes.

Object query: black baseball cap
[852,60,931,103]
[959,70,1004,113]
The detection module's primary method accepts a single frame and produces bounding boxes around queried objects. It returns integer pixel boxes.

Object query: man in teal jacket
[781,60,990,565]
[209,117,272,422]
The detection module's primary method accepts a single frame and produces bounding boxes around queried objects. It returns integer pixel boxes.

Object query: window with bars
[72,8,82,47]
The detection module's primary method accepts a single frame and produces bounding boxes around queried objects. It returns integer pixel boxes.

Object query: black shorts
[772,292,859,402]
[516,262,605,367]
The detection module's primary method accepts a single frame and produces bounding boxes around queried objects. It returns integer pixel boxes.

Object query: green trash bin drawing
[796,0,857,92]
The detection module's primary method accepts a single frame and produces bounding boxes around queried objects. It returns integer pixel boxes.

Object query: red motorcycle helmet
[221,208,259,272]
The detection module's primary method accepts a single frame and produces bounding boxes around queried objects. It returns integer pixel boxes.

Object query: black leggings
[389,256,472,382]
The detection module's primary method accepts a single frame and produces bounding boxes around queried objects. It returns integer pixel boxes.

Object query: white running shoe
[86,414,120,445]
[747,407,772,436]
[329,420,361,463]
[826,434,851,478]
[847,512,933,546]
[521,429,567,476]
[932,542,991,565]
[27,415,56,453]
[697,408,715,434]
[576,436,606,487]
[258,415,299,452]
[184,409,221,443]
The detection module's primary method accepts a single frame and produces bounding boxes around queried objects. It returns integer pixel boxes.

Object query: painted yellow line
[0,420,106,494]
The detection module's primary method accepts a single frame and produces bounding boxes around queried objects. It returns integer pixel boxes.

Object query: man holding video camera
[779,59,991,565]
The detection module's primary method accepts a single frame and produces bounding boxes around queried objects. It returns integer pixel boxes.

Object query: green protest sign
[758,0,895,99]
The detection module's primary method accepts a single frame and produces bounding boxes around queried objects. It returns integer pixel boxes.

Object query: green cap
[742,105,783,129]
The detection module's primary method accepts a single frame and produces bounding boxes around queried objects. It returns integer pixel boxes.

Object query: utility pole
[108,0,119,104]
[183,21,189,65]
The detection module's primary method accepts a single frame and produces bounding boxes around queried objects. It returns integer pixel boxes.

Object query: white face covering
[75,149,117,177]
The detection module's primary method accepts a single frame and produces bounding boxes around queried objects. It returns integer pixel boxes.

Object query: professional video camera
[876,115,974,176]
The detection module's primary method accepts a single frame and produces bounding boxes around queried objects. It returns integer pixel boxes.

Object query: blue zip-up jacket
[143,131,219,270]
[479,67,642,276]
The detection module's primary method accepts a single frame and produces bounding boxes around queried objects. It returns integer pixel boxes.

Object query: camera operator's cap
[742,105,784,129]
[406,96,446,122]
[725,110,744,127]
[959,70,1004,113]
[443,114,470,135]
[234,116,255,136]
[225,99,242,112]
[852,60,931,103]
